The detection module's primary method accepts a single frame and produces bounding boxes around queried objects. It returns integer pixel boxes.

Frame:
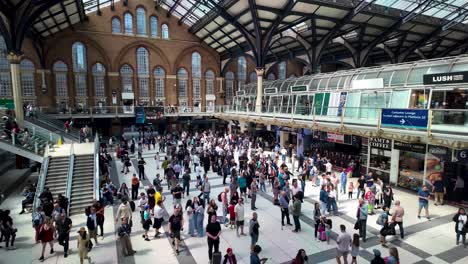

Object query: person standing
[182,171,191,196]
[32,206,46,243]
[249,212,260,251]
[356,175,366,199]
[117,217,136,257]
[417,185,431,220]
[291,194,302,232]
[56,213,72,258]
[77,227,91,264]
[370,249,385,264]
[202,176,211,206]
[336,225,352,264]
[340,168,347,195]
[138,192,148,224]
[171,183,183,208]
[206,215,221,263]
[350,234,360,264]
[86,206,98,245]
[433,176,446,206]
[235,198,246,236]
[250,178,259,210]
[221,187,230,226]
[250,245,268,264]
[115,198,133,226]
[319,185,329,216]
[356,198,368,242]
[194,197,205,237]
[279,191,292,226]
[384,247,399,264]
[313,202,322,239]
[131,174,140,200]
[391,200,405,239]
[223,248,237,264]
[168,206,184,254]
[453,208,468,247]
[153,200,164,238]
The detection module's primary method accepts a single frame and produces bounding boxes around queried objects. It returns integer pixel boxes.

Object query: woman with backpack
[453,208,468,247]
[378,207,391,246]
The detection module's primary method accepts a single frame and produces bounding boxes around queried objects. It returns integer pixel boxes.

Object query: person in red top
[223,248,237,264]
[38,217,55,261]
[228,201,236,229]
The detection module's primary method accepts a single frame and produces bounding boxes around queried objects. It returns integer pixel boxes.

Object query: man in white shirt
[336,225,352,264]
[325,160,333,175]
[138,192,148,224]
[235,198,245,237]
[280,147,287,163]
[291,179,302,197]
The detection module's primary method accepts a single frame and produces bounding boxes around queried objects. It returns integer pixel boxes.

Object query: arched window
[278,61,286,80]
[205,70,215,95]
[92,63,106,98]
[150,16,158,37]
[237,56,247,82]
[249,72,257,83]
[154,66,165,98]
[53,61,68,97]
[120,64,134,93]
[20,59,35,98]
[136,47,149,98]
[72,42,87,97]
[225,71,234,104]
[192,52,201,99]
[177,68,188,98]
[136,7,146,35]
[0,36,11,97]
[267,73,276,80]
[124,12,133,34]
[161,24,169,39]
[112,17,121,33]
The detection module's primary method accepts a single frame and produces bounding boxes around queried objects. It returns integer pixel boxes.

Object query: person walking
[250,178,259,210]
[356,198,368,242]
[171,182,183,208]
[153,200,164,238]
[186,199,195,237]
[56,212,72,258]
[86,206,98,245]
[291,249,308,264]
[417,185,431,220]
[206,214,221,263]
[194,197,205,237]
[182,171,191,196]
[350,234,360,264]
[384,247,399,264]
[137,158,146,180]
[336,225,352,264]
[391,200,405,239]
[115,198,133,225]
[138,192,148,224]
[235,198,246,236]
[249,212,260,251]
[117,217,136,257]
[250,245,268,264]
[38,217,55,261]
[77,227,92,264]
[131,174,140,200]
[221,187,230,226]
[202,176,211,206]
[453,208,468,247]
[291,194,302,232]
[279,191,292,226]
[168,206,184,254]
[370,249,385,264]
[313,202,322,239]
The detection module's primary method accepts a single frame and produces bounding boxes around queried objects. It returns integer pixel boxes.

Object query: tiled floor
[0,146,466,264]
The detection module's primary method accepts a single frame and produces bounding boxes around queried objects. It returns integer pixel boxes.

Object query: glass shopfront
[368,138,391,183]
[395,141,427,191]
[431,89,468,126]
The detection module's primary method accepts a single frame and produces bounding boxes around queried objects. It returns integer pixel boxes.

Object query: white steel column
[8,53,24,123]
[255,67,264,113]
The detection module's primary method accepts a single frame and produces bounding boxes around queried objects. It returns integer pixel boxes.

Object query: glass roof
[371,0,468,23]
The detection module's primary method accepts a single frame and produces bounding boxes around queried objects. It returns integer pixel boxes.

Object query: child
[228,201,236,229]
[351,234,360,264]
[348,182,354,200]
[318,217,326,242]
[325,218,333,244]
[142,205,152,241]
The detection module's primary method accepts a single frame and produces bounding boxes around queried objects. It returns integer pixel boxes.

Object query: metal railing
[65,143,75,216]
[32,155,50,214]
[93,133,100,200]
[32,112,81,142]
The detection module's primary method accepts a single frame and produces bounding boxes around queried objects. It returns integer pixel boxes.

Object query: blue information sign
[457,149,468,163]
[381,109,428,130]
[135,107,146,124]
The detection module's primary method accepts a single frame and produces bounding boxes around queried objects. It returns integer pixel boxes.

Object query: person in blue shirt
[340,168,347,195]
[366,172,374,188]
[319,185,329,216]
[250,245,267,264]
[417,185,431,220]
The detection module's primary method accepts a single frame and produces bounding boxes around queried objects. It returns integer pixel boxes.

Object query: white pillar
[8,53,24,123]
[389,140,399,185]
[255,67,264,113]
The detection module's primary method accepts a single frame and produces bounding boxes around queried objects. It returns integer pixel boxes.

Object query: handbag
[354,220,361,230]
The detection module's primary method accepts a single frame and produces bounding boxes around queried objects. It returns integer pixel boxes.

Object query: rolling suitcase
[212,251,222,264]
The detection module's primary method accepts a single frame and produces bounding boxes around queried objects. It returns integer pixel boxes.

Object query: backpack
[86,216,96,230]
[33,212,43,226]
[86,239,93,252]
[217,192,223,202]
[376,214,384,226]
[130,201,136,212]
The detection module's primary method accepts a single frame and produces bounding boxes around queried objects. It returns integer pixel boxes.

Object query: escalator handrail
[0,128,50,155]
[93,133,100,200]
[27,114,81,141]
[32,155,50,215]
[65,143,74,216]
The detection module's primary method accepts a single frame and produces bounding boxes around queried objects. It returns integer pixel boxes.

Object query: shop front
[394,141,426,191]
[368,137,391,183]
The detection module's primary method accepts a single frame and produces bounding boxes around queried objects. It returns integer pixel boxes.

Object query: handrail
[30,113,81,142]
[65,143,75,216]
[32,155,50,215]
[93,133,100,200]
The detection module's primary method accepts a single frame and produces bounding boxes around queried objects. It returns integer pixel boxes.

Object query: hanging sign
[369,137,391,150]
[394,141,426,153]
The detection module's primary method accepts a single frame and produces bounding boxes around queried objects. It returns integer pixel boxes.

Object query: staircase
[44,156,70,198]
[69,154,94,216]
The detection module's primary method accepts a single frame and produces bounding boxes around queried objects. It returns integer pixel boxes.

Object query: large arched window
[20,59,35,99]
[192,52,201,99]
[177,68,188,98]
[0,36,11,97]
[225,71,234,104]
[278,61,286,80]
[112,17,121,33]
[136,7,146,35]
[237,56,247,82]
[120,64,134,93]
[154,66,165,98]
[53,61,68,97]
[72,42,87,97]
[205,70,215,95]
[124,12,133,34]
[249,72,257,83]
[92,63,106,99]
[161,24,169,39]
[136,47,149,98]
[150,16,158,37]
[267,73,276,80]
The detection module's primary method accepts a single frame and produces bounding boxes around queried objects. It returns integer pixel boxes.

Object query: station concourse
[0,1,468,264]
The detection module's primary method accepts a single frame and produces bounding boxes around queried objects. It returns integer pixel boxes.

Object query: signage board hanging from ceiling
[393,141,426,153]
[423,71,468,85]
[381,108,428,130]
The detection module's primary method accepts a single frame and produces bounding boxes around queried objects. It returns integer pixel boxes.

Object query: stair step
[72,185,94,192]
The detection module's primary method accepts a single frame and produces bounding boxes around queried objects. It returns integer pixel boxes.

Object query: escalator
[69,154,95,215]
[28,112,81,142]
